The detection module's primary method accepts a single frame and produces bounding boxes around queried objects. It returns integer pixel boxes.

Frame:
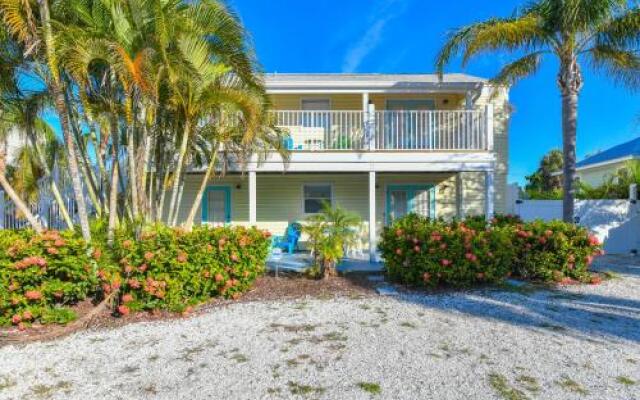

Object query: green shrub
[379,214,603,287]
[0,230,97,328]
[108,224,271,313]
[380,214,515,287]
[511,220,603,283]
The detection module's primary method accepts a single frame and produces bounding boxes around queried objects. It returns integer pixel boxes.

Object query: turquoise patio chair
[272,222,302,254]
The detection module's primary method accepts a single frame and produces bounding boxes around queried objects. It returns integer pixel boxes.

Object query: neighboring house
[176,73,511,261]
[574,136,640,186]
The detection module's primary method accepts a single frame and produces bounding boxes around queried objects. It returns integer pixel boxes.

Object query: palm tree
[436,0,640,222]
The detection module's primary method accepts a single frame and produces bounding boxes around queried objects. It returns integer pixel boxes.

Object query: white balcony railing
[271,108,492,152]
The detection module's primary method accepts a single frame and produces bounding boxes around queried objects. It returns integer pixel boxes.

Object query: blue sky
[230,0,640,184]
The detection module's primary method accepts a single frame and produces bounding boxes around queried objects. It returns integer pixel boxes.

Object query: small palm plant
[436,0,640,222]
[304,202,361,279]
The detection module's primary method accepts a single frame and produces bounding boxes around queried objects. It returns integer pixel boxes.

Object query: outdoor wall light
[236,184,242,189]
[443,99,450,105]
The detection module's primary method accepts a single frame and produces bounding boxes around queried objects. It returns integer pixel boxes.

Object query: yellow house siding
[270,93,467,111]
[174,172,469,253]
[473,86,510,214]
[270,94,362,110]
[369,93,465,111]
[170,174,249,226]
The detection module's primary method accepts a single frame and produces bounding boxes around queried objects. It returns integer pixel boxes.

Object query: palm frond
[588,44,640,88]
[490,51,545,87]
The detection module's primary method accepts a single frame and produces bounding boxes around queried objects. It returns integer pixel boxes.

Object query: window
[301,99,330,111]
[303,184,332,213]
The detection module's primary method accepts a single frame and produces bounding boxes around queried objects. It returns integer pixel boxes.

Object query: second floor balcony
[272,106,494,152]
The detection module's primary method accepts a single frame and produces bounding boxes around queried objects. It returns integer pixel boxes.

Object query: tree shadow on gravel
[397,286,640,343]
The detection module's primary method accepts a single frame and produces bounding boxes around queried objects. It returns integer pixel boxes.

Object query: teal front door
[386,185,435,224]
[201,186,231,225]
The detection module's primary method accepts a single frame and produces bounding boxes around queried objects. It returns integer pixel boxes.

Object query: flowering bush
[380,214,515,287]
[511,220,603,283]
[379,214,603,287]
[108,225,271,314]
[0,230,97,328]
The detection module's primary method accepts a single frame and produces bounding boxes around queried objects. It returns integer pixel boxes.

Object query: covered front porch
[179,168,496,263]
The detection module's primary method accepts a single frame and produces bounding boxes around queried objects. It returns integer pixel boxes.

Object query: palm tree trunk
[125,98,139,220]
[0,172,43,232]
[561,92,578,223]
[558,56,583,223]
[167,120,191,225]
[107,118,120,245]
[184,144,219,231]
[38,0,91,241]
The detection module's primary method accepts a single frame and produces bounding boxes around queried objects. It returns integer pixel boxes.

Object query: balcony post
[485,104,494,151]
[367,102,376,151]
[368,171,377,262]
[249,171,256,225]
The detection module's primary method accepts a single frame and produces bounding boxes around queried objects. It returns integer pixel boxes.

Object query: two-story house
[175,73,511,262]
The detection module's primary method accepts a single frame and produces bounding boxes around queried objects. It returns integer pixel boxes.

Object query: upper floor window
[301,98,330,110]
[303,184,332,213]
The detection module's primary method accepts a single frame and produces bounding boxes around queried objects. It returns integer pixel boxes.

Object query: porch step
[375,284,399,296]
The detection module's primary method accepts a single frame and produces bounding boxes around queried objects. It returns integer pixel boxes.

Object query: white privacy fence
[514,199,640,254]
[0,191,82,230]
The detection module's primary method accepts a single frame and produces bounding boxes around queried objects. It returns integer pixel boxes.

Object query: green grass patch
[556,376,588,395]
[616,376,637,386]
[357,382,381,395]
[287,381,325,396]
[489,373,529,400]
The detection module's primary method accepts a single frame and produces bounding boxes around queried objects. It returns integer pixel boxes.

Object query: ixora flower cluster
[380,214,604,288]
[97,225,271,315]
[0,225,271,328]
[0,230,96,329]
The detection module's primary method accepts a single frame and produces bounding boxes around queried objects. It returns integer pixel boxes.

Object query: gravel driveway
[1,256,640,400]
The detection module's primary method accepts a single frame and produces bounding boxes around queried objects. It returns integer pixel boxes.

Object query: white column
[465,91,474,110]
[368,171,376,262]
[362,92,369,112]
[456,173,464,219]
[249,171,256,225]
[485,169,495,220]
[485,104,494,151]
[367,102,376,151]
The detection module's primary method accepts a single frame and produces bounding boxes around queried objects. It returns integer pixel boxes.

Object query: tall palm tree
[436,0,640,222]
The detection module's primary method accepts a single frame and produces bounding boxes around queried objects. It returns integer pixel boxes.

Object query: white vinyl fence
[514,199,640,254]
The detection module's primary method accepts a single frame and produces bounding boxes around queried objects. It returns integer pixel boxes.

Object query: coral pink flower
[22,311,33,320]
[177,251,188,263]
[122,293,134,303]
[118,305,130,316]
[395,248,403,255]
[440,259,451,267]
[25,290,42,301]
[144,251,154,261]
[11,314,21,324]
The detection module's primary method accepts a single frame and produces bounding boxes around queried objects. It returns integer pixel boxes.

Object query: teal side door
[386,185,435,224]
[201,186,231,225]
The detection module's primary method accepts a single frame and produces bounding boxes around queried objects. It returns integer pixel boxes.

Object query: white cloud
[341,0,408,73]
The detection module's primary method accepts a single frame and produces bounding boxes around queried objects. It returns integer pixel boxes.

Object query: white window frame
[302,183,334,215]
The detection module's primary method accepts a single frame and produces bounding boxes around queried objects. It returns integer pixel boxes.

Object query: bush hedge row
[379,214,603,288]
[0,225,271,327]
[0,230,96,328]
